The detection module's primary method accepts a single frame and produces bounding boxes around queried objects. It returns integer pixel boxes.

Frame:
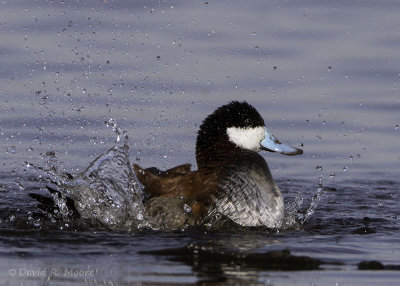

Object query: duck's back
[210,151,284,228]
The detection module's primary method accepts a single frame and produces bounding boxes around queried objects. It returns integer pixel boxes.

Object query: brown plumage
[133,163,219,220]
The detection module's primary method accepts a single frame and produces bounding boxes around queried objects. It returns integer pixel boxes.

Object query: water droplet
[204,1,208,6]
[183,204,191,213]
[8,145,16,154]
[343,167,347,172]
[329,173,336,179]
[45,151,56,158]
[156,55,161,60]
[315,166,323,171]
[395,124,399,130]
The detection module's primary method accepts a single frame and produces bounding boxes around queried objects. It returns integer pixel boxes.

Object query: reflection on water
[1,0,400,285]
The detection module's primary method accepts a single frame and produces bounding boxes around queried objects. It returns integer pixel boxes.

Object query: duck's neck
[196,139,242,170]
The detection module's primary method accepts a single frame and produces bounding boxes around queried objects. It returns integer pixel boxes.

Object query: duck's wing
[133,164,217,199]
[144,163,192,177]
[134,163,191,196]
[134,163,221,221]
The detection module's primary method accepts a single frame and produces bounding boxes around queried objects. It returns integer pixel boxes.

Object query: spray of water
[25,121,149,230]
[283,177,325,229]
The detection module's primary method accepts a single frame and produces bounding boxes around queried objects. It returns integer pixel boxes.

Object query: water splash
[105,118,127,143]
[283,177,325,229]
[300,177,325,223]
[31,141,146,230]
[63,143,145,229]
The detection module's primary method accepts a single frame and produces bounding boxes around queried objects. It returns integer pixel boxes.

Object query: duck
[134,101,303,229]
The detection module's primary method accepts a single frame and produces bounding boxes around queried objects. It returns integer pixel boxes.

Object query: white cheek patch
[226,126,265,151]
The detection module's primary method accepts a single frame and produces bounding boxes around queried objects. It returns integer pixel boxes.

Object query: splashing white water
[31,142,147,230]
[104,118,127,143]
[283,177,325,229]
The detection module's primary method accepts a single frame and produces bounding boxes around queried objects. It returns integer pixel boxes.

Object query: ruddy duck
[134,101,303,228]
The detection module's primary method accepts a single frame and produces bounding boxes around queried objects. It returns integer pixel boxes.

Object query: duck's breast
[211,153,284,228]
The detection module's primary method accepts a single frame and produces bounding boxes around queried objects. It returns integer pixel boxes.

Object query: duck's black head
[195,101,303,163]
[196,101,264,153]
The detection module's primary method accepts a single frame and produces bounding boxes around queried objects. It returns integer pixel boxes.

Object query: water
[1,0,400,285]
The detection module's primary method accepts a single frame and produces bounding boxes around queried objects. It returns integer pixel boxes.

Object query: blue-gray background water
[1,0,399,285]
